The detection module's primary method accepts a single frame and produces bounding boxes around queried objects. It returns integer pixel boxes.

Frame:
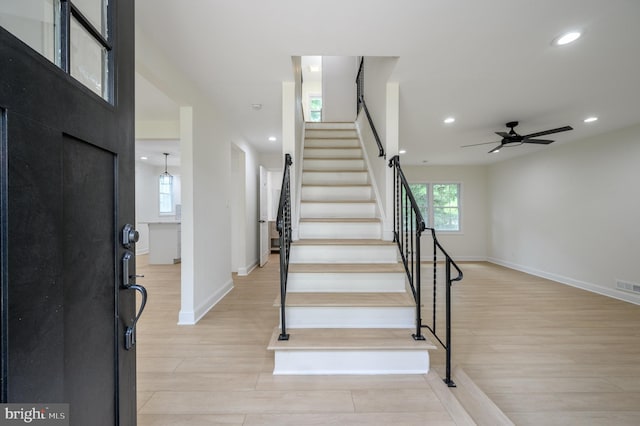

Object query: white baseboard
[488,257,640,306]
[177,278,234,325]
[238,260,258,276]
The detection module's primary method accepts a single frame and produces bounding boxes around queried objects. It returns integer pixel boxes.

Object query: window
[159,175,173,214]
[309,96,322,122]
[408,183,461,232]
[0,0,112,101]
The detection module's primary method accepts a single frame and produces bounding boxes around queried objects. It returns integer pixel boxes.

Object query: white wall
[322,56,357,122]
[282,57,305,240]
[488,124,640,303]
[355,57,400,240]
[403,165,489,260]
[137,27,234,325]
[361,57,398,149]
[231,141,260,275]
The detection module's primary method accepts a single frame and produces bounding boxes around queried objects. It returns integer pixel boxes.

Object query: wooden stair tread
[294,239,394,246]
[299,218,379,223]
[278,291,414,307]
[268,328,437,351]
[303,157,364,161]
[302,183,371,187]
[301,200,375,204]
[303,169,366,173]
[304,146,361,150]
[289,263,404,273]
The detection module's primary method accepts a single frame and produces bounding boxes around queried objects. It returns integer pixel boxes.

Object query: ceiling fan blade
[495,131,511,138]
[461,141,500,148]
[523,126,573,139]
[524,139,554,145]
[488,145,502,153]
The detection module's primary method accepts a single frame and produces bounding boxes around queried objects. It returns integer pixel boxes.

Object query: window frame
[408,181,462,233]
[158,174,174,215]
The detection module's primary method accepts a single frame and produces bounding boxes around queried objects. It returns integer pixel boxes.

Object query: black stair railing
[277,153,293,341]
[356,57,385,158]
[388,155,463,386]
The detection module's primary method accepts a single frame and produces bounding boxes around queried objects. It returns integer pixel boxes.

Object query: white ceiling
[135,0,640,165]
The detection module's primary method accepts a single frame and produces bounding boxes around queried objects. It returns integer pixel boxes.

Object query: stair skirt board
[287,272,406,293]
[300,202,377,219]
[272,350,430,375]
[290,244,398,264]
[301,185,373,201]
[302,171,369,185]
[299,221,382,239]
[281,306,414,328]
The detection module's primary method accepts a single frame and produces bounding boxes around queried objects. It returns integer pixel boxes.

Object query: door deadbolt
[122,224,139,249]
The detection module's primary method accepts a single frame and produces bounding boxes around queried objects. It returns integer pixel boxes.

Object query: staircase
[268,122,436,375]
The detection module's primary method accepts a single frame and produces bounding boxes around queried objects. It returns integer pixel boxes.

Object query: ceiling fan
[462,121,573,153]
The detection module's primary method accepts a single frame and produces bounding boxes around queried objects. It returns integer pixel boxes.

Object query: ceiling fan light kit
[462,121,573,153]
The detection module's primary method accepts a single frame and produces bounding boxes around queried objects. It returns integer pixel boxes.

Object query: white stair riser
[299,221,381,239]
[290,245,398,264]
[305,139,360,148]
[273,350,429,375]
[282,306,414,328]
[302,185,372,201]
[306,130,357,138]
[301,202,376,218]
[305,123,355,130]
[288,272,406,293]
[303,159,365,170]
[304,148,362,159]
[302,171,368,185]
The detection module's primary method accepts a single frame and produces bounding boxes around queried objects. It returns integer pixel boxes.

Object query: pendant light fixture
[160,153,173,185]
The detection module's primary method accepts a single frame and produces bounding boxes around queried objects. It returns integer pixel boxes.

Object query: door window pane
[0,0,58,64]
[72,0,106,36]
[70,16,107,98]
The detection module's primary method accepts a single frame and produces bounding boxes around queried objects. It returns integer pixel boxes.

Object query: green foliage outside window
[405,183,460,231]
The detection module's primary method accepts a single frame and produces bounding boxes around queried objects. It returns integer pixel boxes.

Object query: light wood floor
[136,255,640,425]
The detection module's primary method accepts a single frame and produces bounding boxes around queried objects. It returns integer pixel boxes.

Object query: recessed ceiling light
[251,103,262,110]
[444,117,455,124]
[268,136,277,142]
[583,116,598,123]
[399,150,407,154]
[553,31,581,46]
[140,156,148,160]
[309,65,320,73]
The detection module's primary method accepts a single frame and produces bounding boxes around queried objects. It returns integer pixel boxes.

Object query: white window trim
[410,181,463,234]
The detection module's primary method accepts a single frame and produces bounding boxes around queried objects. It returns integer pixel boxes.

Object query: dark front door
[1,1,137,425]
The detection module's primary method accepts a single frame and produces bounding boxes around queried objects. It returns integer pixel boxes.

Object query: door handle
[259,220,266,223]
[122,251,147,350]
[124,284,147,350]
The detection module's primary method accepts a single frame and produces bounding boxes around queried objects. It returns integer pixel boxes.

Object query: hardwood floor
[136,255,640,425]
